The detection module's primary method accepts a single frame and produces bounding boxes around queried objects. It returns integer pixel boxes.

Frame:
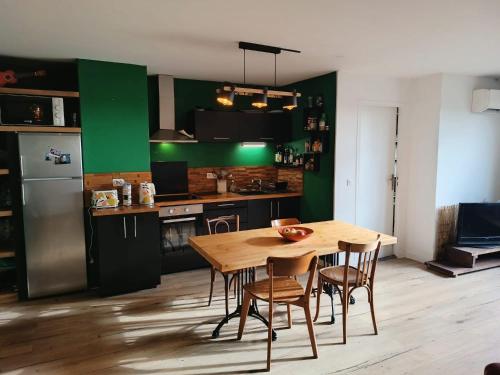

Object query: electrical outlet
[206,172,217,179]
[113,178,125,187]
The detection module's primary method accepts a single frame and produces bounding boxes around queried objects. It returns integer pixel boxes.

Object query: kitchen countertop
[155,191,302,207]
[91,192,302,216]
[91,205,160,217]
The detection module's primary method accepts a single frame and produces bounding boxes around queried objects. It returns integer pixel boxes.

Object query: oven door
[160,215,208,274]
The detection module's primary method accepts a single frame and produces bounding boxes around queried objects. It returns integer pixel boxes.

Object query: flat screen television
[151,161,188,195]
[456,203,500,246]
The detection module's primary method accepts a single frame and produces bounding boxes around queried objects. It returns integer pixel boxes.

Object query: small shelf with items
[303,94,331,158]
[0,87,79,98]
[0,126,81,133]
[274,144,305,169]
[0,210,13,217]
[0,249,15,259]
[303,152,320,172]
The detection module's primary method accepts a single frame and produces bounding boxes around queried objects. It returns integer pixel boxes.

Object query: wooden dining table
[189,220,397,339]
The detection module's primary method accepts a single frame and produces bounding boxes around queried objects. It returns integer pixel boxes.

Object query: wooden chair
[314,235,381,344]
[238,251,319,371]
[271,217,300,227]
[206,215,240,316]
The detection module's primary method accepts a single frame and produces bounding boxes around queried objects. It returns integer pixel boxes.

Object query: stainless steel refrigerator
[19,133,87,298]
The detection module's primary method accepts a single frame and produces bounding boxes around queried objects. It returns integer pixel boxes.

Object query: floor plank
[0,258,499,374]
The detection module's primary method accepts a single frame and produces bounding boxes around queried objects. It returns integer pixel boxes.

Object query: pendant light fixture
[215,42,301,109]
[283,90,298,110]
[252,88,268,108]
[216,84,235,106]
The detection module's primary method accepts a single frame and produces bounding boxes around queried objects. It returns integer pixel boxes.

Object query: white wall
[436,75,500,207]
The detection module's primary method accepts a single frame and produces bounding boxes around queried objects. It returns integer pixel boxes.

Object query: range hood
[149,75,197,143]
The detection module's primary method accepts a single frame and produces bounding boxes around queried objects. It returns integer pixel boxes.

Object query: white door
[356,105,398,257]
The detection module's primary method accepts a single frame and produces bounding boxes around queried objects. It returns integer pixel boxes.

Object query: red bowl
[277,226,314,242]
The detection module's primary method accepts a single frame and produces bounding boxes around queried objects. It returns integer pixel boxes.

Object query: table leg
[211,267,277,341]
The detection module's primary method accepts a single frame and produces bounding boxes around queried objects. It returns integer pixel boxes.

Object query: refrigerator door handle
[21,184,26,206]
[20,155,24,177]
[123,217,127,239]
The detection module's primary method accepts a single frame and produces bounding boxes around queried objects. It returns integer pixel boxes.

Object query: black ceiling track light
[216,41,301,110]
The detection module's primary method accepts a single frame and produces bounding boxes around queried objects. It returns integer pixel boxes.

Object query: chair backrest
[206,215,240,235]
[267,251,318,298]
[271,217,300,228]
[338,235,381,288]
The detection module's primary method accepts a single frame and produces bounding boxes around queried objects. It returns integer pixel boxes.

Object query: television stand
[426,245,500,277]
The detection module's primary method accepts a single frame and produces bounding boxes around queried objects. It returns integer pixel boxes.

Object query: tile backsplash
[188,166,303,194]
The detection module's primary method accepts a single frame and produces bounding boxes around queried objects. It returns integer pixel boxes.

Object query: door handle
[134,216,137,238]
[21,184,25,206]
[213,137,230,140]
[260,137,274,140]
[217,203,235,207]
[123,217,127,239]
[270,200,273,218]
[20,155,24,177]
[277,201,280,217]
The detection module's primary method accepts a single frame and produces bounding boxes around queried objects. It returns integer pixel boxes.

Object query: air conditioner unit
[472,89,500,112]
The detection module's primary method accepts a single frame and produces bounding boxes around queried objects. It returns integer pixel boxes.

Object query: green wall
[78,59,150,173]
[285,72,336,222]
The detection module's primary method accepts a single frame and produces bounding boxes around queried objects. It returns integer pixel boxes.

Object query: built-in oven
[159,203,208,274]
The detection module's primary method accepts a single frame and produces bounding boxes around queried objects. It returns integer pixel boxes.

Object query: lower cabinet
[248,197,301,229]
[92,212,161,296]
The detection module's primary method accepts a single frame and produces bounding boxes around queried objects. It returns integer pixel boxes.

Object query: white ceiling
[1,0,499,85]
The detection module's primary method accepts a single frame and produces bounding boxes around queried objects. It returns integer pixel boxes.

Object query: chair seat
[244,277,305,301]
[319,265,369,285]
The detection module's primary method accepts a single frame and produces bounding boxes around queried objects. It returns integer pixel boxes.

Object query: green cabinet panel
[78,59,150,173]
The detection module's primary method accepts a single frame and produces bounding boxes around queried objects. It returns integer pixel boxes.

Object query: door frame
[355,100,401,256]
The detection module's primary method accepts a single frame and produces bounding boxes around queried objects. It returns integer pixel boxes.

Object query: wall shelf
[0,210,13,218]
[0,249,15,259]
[0,126,81,133]
[0,87,79,98]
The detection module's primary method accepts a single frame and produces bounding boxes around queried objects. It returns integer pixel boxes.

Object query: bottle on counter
[123,182,132,206]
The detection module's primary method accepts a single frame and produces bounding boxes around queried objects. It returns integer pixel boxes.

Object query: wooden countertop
[189,220,398,273]
[155,191,302,207]
[91,192,301,216]
[91,205,160,217]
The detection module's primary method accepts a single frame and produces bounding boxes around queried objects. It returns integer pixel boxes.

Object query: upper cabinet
[193,111,292,143]
[194,111,240,142]
[78,60,151,173]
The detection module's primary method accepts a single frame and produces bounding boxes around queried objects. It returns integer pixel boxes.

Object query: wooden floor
[1,258,499,374]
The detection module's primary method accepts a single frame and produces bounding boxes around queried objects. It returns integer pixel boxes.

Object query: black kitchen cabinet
[248,199,272,229]
[239,113,275,142]
[193,110,292,143]
[275,197,300,220]
[270,112,292,143]
[194,111,240,142]
[92,212,161,296]
[248,197,301,229]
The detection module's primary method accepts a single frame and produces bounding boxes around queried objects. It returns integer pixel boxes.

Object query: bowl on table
[277,226,314,242]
